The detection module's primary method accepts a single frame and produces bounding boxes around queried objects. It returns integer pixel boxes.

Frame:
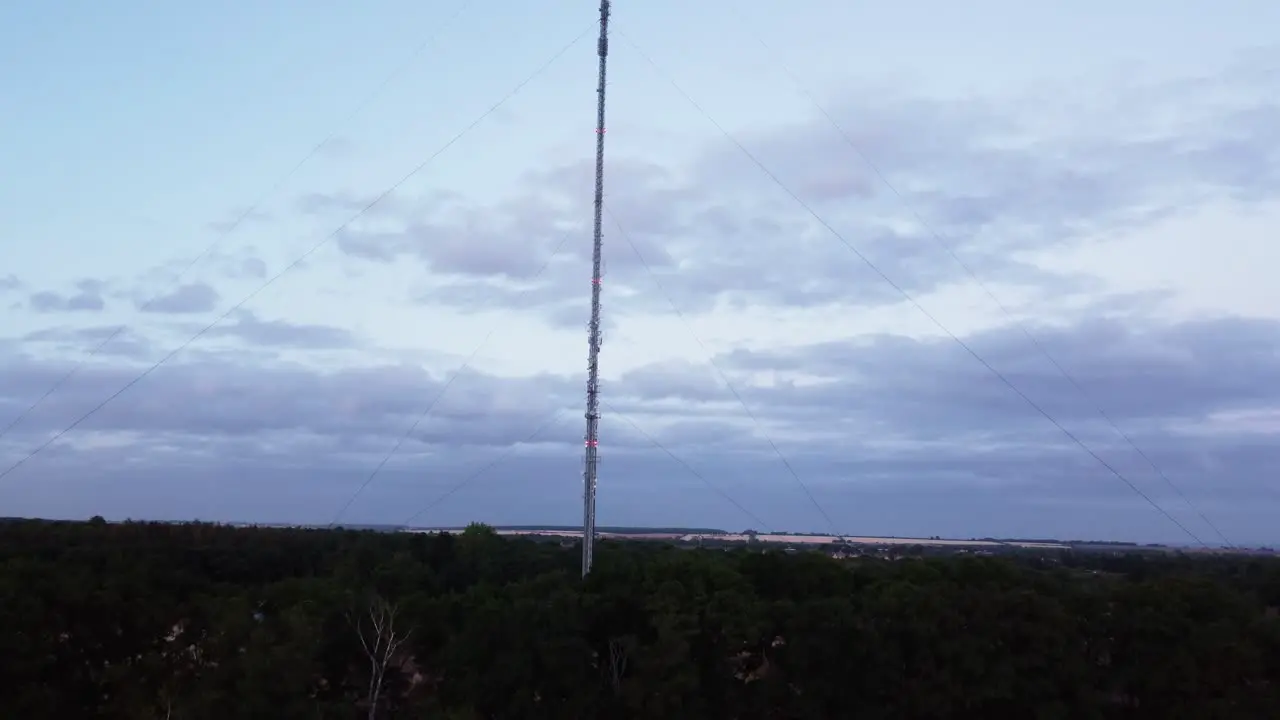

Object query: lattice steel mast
[582,0,611,578]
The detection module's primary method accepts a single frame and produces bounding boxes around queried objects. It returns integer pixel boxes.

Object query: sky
[1,0,1278,546]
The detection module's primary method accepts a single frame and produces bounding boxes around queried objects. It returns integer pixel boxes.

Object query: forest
[1,518,1278,719]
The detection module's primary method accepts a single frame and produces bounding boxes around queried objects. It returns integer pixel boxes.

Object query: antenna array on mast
[581,0,611,578]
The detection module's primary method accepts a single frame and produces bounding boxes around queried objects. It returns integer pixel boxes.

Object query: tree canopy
[0,518,1277,718]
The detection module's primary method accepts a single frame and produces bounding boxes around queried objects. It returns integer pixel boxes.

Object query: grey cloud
[0,348,582,461]
[141,282,220,314]
[711,315,1280,445]
[22,325,153,360]
[298,191,373,217]
[317,136,355,159]
[206,310,359,350]
[2,304,1279,543]
[238,257,268,279]
[339,220,546,277]
[538,296,624,336]
[297,188,436,220]
[28,279,107,313]
[616,360,726,404]
[333,183,599,279]
[604,312,1280,542]
[591,311,1280,522]
[204,247,269,281]
[327,48,1278,322]
[207,208,272,234]
[0,275,21,293]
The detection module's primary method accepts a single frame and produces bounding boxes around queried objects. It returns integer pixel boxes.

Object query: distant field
[404,526,1076,550]
[23,518,1260,553]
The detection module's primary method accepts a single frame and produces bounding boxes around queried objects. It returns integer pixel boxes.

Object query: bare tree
[607,636,630,694]
[348,595,413,720]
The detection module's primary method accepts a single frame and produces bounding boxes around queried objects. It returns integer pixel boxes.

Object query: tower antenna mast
[582,0,611,577]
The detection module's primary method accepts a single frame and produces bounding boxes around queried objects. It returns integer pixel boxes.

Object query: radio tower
[582,0,611,578]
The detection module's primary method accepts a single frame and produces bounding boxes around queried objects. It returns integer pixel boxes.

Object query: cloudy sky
[1,0,1278,546]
